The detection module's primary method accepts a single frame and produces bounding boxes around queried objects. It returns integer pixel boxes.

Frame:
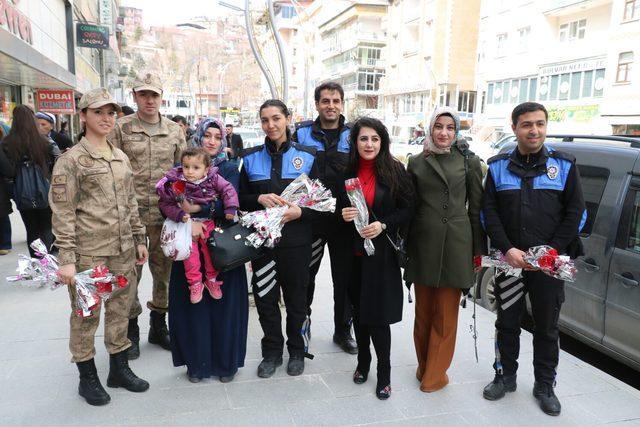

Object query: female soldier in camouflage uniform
[50,88,150,406]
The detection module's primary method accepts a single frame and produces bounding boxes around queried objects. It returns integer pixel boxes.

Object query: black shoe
[148,311,171,350]
[257,356,283,378]
[219,374,235,383]
[127,318,140,360]
[533,382,561,416]
[287,355,305,376]
[107,350,150,392]
[483,374,517,401]
[188,375,201,383]
[376,384,391,400]
[353,369,368,384]
[333,332,358,355]
[76,359,110,406]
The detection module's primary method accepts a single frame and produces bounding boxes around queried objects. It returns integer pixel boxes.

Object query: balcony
[543,0,610,16]
[325,59,386,76]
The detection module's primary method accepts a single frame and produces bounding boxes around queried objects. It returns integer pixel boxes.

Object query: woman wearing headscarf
[405,107,486,392]
[168,117,249,383]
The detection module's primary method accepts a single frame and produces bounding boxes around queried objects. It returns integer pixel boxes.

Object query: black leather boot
[533,381,561,416]
[287,355,305,376]
[76,359,110,406]
[333,331,358,355]
[483,374,517,400]
[257,356,283,378]
[127,317,140,360]
[148,311,171,350]
[107,350,150,392]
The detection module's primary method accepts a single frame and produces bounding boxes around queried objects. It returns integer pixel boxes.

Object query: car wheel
[480,267,498,313]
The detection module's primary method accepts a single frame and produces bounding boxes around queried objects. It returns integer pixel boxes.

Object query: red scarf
[357,158,376,208]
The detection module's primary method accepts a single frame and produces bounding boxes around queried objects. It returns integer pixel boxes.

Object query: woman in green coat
[405,107,486,392]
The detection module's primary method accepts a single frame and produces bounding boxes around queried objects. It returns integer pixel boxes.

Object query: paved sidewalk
[2,211,640,426]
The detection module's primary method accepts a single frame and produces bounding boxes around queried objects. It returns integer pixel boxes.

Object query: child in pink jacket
[157,147,239,303]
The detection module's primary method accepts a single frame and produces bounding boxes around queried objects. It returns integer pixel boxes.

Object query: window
[528,78,537,100]
[576,165,610,236]
[594,68,605,97]
[627,191,640,252]
[570,72,582,99]
[496,33,508,56]
[357,69,384,91]
[559,19,586,41]
[517,27,530,52]
[582,70,594,97]
[559,73,570,100]
[616,51,634,83]
[624,0,640,21]
[487,83,494,105]
[549,75,559,100]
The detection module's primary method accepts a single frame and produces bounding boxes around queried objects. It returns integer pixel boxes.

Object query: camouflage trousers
[130,223,173,317]
[68,248,137,363]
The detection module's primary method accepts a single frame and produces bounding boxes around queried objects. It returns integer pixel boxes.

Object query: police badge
[547,165,558,180]
[292,156,303,170]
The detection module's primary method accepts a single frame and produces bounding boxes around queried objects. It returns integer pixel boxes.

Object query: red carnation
[116,275,128,288]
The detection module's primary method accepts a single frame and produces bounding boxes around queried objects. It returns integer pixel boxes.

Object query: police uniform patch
[78,155,95,167]
[292,156,304,170]
[547,165,558,180]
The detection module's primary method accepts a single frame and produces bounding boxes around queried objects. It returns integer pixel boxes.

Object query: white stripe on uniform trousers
[255,260,276,277]
[309,253,323,267]
[312,238,323,248]
[501,291,524,310]
[257,280,277,298]
[500,281,524,300]
[498,276,521,289]
[256,270,276,287]
[312,245,323,258]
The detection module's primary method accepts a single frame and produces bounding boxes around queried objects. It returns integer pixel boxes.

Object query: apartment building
[475,0,640,137]
[383,0,481,142]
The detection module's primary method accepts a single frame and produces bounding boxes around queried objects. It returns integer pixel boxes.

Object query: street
[2,210,640,426]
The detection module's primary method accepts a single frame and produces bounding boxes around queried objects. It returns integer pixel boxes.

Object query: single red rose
[116,275,128,288]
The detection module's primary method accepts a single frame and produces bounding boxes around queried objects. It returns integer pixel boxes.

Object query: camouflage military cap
[133,72,163,94]
[78,88,122,112]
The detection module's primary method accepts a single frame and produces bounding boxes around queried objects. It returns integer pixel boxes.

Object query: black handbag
[370,211,408,268]
[207,222,264,272]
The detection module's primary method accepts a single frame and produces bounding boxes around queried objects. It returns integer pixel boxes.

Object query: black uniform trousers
[307,215,352,336]
[348,256,391,388]
[493,270,565,385]
[251,245,311,359]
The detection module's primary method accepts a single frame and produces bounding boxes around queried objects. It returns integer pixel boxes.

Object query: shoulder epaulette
[295,120,314,130]
[240,144,264,158]
[548,149,576,163]
[292,142,317,156]
[487,153,510,164]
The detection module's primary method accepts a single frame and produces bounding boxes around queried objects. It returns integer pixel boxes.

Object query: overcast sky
[121,0,246,27]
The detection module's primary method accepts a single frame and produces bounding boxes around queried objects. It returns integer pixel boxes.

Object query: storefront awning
[0,30,76,90]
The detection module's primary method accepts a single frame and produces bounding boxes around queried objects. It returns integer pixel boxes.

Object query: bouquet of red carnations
[477,249,522,277]
[477,245,576,282]
[345,177,375,256]
[241,174,336,248]
[6,239,129,317]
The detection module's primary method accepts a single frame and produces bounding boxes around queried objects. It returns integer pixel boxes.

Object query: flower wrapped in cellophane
[524,245,577,282]
[478,249,522,277]
[6,239,129,317]
[344,177,374,256]
[240,174,336,248]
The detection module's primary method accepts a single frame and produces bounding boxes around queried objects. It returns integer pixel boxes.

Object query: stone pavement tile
[563,390,640,424]
[286,394,405,426]
[554,360,619,397]
[0,370,75,405]
[369,413,470,426]
[607,419,640,426]
[225,374,332,409]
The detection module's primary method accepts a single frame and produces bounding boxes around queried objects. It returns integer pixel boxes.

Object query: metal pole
[245,0,278,98]
[267,0,288,103]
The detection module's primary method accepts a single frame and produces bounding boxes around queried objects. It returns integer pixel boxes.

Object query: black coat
[0,144,13,217]
[227,134,243,159]
[337,169,414,325]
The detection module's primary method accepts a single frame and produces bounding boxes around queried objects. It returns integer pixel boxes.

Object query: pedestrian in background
[109,73,187,358]
[225,123,244,160]
[1,105,56,257]
[169,117,249,383]
[51,88,150,406]
[35,111,72,151]
[240,99,319,378]
[404,107,486,393]
[339,117,415,400]
[481,102,586,416]
[0,121,12,255]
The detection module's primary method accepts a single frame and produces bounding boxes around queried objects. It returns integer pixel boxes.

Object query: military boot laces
[107,350,150,392]
[483,374,517,401]
[148,311,171,350]
[533,382,561,416]
[76,359,110,406]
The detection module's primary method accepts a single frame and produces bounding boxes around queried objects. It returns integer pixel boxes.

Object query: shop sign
[539,58,606,76]
[99,0,112,28]
[76,23,109,49]
[36,90,75,114]
[548,105,599,123]
[0,0,33,45]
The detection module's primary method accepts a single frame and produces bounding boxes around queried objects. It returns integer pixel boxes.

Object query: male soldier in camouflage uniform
[51,88,150,405]
[109,73,187,358]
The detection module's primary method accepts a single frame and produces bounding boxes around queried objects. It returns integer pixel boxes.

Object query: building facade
[382,0,481,142]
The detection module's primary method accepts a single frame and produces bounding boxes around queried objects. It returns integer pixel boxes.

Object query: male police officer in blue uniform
[481,102,586,416]
[294,82,357,354]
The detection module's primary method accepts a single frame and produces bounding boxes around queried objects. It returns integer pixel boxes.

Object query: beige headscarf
[424,106,461,156]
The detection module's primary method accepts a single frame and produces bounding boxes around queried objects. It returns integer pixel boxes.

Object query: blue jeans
[0,215,11,250]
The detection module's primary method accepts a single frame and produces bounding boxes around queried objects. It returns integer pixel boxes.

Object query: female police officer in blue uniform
[239,100,319,378]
